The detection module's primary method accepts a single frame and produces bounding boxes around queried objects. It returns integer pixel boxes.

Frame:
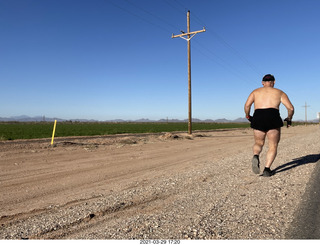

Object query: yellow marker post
[51,120,57,145]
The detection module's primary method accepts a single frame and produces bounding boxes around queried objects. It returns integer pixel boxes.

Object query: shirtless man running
[244,74,294,177]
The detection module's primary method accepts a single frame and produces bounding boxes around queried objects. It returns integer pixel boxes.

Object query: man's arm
[281,92,294,119]
[244,92,254,120]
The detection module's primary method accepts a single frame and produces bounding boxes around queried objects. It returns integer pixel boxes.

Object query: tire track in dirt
[30,193,171,239]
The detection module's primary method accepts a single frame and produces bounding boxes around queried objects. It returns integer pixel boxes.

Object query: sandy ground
[0,125,319,239]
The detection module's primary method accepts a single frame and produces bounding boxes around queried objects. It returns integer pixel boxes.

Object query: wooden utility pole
[172,10,205,135]
[302,102,310,125]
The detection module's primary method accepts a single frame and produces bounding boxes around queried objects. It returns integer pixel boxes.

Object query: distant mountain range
[0,115,249,123]
[0,115,318,123]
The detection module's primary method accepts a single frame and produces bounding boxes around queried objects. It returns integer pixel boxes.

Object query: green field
[0,121,251,141]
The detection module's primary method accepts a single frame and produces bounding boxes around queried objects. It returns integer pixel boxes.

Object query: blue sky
[1,0,319,121]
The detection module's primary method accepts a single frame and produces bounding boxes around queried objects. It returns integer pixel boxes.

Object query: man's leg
[265,128,281,168]
[253,129,266,155]
[252,130,266,174]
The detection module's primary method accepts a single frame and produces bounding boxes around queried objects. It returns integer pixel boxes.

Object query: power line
[192,39,256,86]
[207,31,263,76]
[164,0,187,16]
[109,0,263,82]
[166,0,263,77]
[123,0,181,31]
[108,0,172,34]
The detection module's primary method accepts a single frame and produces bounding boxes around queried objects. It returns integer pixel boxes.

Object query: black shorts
[251,108,283,132]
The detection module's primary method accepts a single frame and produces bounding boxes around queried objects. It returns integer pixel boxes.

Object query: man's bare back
[244,80,294,119]
[250,87,282,110]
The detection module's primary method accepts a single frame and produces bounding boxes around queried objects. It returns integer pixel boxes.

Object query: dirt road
[1,125,319,239]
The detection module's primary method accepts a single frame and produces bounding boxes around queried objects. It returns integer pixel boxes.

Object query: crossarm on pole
[171,27,206,39]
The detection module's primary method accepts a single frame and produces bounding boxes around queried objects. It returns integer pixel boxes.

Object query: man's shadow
[273,154,320,175]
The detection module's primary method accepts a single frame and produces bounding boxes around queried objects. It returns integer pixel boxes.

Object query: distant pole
[302,102,310,125]
[172,10,205,135]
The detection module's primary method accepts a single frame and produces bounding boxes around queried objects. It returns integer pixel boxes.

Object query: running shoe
[252,155,260,174]
[262,168,273,177]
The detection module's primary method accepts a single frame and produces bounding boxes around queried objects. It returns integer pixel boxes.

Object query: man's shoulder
[255,87,284,93]
[273,87,285,94]
[252,87,265,93]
